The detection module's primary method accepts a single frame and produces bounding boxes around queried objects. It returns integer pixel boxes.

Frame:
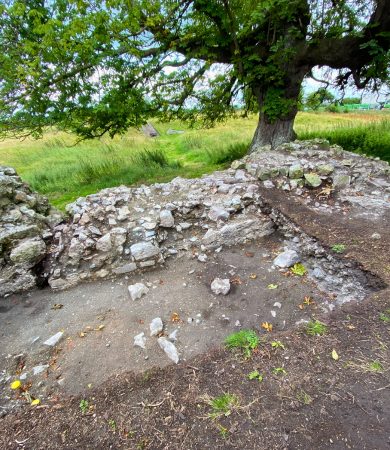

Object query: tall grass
[298,120,390,162]
[0,111,388,210]
[206,142,248,164]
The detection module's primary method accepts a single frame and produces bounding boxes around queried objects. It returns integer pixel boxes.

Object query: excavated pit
[0,210,384,411]
[1,139,389,413]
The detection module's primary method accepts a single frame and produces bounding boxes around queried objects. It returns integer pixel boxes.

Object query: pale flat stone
[150,317,163,336]
[128,282,149,301]
[43,332,64,347]
[134,332,147,349]
[273,250,300,268]
[130,242,160,261]
[157,337,179,363]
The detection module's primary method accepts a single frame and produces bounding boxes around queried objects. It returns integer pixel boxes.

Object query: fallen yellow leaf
[261,322,273,332]
[331,349,339,361]
[249,274,257,279]
[31,399,40,406]
[171,312,180,322]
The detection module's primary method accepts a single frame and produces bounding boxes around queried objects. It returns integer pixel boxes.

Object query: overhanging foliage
[0,0,389,141]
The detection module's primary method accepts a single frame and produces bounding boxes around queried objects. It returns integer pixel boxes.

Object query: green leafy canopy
[0,0,389,141]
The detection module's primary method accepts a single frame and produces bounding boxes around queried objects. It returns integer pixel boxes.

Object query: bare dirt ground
[1,232,331,396]
[1,185,390,450]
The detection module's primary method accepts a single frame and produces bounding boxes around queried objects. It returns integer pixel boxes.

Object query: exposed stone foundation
[1,140,389,297]
[0,167,62,296]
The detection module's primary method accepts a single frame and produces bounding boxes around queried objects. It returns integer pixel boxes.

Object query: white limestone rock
[157,337,179,363]
[128,282,149,300]
[134,332,147,349]
[273,250,300,268]
[130,242,160,261]
[211,278,231,295]
[160,210,175,228]
[150,317,163,336]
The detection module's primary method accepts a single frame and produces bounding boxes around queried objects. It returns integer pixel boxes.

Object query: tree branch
[301,0,390,70]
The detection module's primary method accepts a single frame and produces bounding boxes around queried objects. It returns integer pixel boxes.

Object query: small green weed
[290,263,307,276]
[346,358,385,374]
[369,360,384,373]
[206,393,239,420]
[306,320,328,336]
[272,367,287,376]
[217,424,229,438]
[332,244,346,253]
[225,329,260,359]
[296,390,313,405]
[247,370,263,382]
[379,309,390,323]
[79,399,89,414]
[108,419,117,432]
[271,340,285,350]
[136,438,148,449]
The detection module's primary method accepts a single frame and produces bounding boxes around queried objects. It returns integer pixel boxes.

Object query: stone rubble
[1,139,389,297]
[268,207,382,306]
[44,140,388,292]
[0,166,62,296]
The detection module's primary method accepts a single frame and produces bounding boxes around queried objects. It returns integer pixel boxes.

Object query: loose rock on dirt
[210,277,231,295]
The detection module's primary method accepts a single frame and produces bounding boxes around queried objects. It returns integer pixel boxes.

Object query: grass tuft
[132,148,170,168]
[205,393,239,420]
[331,244,346,254]
[224,329,260,359]
[305,320,328,336]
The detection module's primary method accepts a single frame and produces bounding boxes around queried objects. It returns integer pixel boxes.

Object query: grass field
[0,111,389,210]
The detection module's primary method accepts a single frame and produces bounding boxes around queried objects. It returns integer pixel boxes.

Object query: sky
[303,68,389,104]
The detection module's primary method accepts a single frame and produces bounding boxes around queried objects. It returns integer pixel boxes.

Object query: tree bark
[249,68,305,152]
[249,112,297,152]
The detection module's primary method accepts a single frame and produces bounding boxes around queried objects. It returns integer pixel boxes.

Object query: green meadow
[0,111,389,210]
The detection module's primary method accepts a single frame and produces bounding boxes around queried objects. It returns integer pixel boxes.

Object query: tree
[0,1,389,151]
[341,97,362,104]
[305,88,335,110]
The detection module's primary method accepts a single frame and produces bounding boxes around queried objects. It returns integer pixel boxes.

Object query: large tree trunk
[249,112,297,151]
[249,70,305,152]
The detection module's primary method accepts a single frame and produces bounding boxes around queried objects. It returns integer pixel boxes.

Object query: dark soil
[1,188,390,450]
